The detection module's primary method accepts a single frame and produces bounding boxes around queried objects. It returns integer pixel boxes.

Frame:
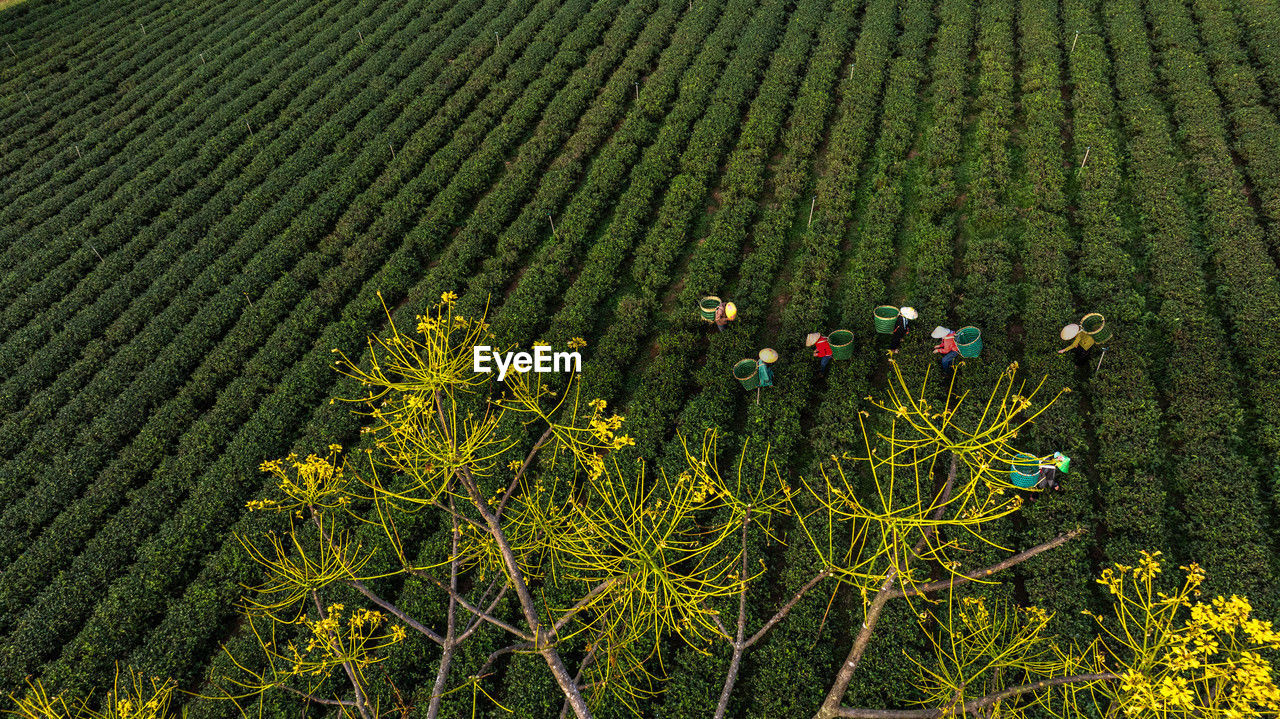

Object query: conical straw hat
[1060,323,1081,340]
[805,332,822,347]
[900,306,918,320]
[931,326,952,339]
[725,302,737,320]
[759,348,778,363]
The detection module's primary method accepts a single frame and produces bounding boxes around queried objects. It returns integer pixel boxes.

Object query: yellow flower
[441,291,458,303]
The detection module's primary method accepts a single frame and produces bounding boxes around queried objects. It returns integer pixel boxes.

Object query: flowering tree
[9,299,1277,719]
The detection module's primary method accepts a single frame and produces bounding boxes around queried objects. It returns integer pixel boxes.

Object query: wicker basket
[955,326,982,358]
[700,296,722,322]
[1082,313,1112,343]
[733,359,760,390]
[874,306,899,334]
[829,330,854,360]
[1010,453,1041,489]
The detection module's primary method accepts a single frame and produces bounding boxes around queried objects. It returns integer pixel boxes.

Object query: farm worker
[1058,323,1095,367]
[756,357,773,388]
[714,300,738,332]
[757,348,778,387]
[890,306,918,353]
[932,326,960,379]
[1036,452,1070,492]
[807,332,833,376]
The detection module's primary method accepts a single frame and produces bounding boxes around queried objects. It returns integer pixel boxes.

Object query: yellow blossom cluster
[1085,554,1280,718]
[248,446,351,514]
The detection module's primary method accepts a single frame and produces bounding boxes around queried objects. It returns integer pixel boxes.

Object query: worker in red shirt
[932,326,960,381]
[807,332,833,376]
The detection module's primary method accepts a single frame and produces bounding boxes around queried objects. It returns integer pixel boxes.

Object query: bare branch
[746,569,832,648]
[438,388,591,719]
[550,577,622,638]
[559,629,605,719]
[885,529,1086,601]
[411,568,532,641]
[816,456,959,719]
[345,579,445,645]
[713,513,753,719]
[277,685,358,708]
[475,641,534,680]
[458,581,511,643]
[497,426,555,518]
[832,673,1119,717]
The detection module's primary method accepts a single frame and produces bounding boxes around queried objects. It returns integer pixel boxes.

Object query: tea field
[1,0,1279,715]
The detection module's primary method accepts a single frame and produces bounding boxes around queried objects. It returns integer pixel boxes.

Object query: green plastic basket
[829,329,854,360]
[700,296,722,322]
[1010,453,1040,489]
[874,306,899,334]
[956,326,982,358]
[733,359,760,390]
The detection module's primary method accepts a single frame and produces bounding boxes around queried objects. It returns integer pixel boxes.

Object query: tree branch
[277,686,358,708]
[441,390,593,719]
[410,568,532,641]
[712,511,752,719]
[311,590,373,719]
[746,568,832,648]
[458,580,511,643]
[831,673,1119,717]
[345,578,445,646]
[884,528,1087,600]
[816,456,959,719]
[425,502,462,719]
[551,577,623,638]
[497,425,554,519]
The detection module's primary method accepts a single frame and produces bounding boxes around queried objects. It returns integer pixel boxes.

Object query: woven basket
[829,330,854,360]
[1010,453,1041,489]
[874,305,899,334]
[1080,312,1105,334]
[955,326,982,358]
[733,359,760,390]
[700,296,722,322]
[1082,313,1111,343]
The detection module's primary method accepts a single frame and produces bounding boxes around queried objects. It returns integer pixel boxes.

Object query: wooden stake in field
[808,196,816,228]
[200,52,206,64]
[246,120,253,136]
[358,30,364,44]
[139,21,146,35]
[75,144,81,158]
[24,92,32,106]
[635,81,639,100]
[1080,145,1091,169]
[1095,347,1107,373]
[244,292,254,308]
[6,42,15,58]
[849,63,854,80]
[1070,30,1080,53]
[495,32,500,48]
[89,244,103,262]
[548,214,557,239]
[389,143,395,159]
